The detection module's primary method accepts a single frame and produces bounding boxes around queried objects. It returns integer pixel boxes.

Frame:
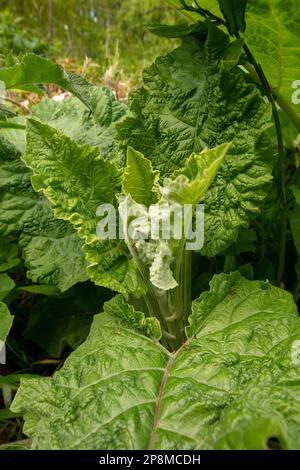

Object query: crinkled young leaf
[12,273,300,450]
[0,82,126,291]
[0,302,13,343]
[163,142,230,205]
[245,0,300,122]
[0,137,88,292]
[123,147,159,206]
[291,187,300,206]
[117,26,273,256]
[23,119,145,296]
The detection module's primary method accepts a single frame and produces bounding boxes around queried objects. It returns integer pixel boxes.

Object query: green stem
[277,210,287,285]
[182,249,192,318]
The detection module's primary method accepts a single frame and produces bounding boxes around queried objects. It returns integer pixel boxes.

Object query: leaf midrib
[149,353,175,449]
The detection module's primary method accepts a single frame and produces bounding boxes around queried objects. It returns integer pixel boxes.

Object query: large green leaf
[0,137,88,292]
[164,0,222,21]
[23,119,145,296]
[245,0,300,122]
[31,88,127,157]
[116,26,273,256]
[0,54,94,112]
[0,302,13,344]
[12,273,300,450]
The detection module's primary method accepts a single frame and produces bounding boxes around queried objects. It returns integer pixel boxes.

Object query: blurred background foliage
[0,0,180,86]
